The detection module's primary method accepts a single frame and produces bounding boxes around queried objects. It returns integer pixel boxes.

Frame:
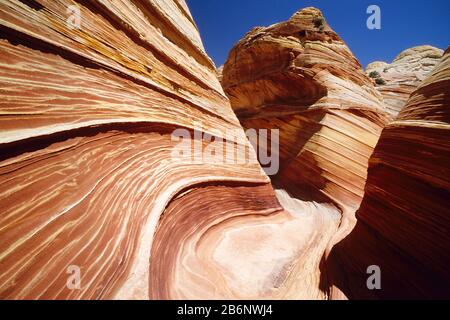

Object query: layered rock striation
[221,8,390,245]
[0,1,341,300]
[0,0,282,299]
[328,48,450,299]
[1,1,448,300]
[221,7,450,299]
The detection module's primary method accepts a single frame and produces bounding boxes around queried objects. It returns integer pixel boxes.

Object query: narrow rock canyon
[0,1,449,299]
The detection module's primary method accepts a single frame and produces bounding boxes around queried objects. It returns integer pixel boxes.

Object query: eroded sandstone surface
[0,0,275,299]
[0,1,343,300]
[221,7,450,299]
[221,7,390,255]
[0,1,448,300]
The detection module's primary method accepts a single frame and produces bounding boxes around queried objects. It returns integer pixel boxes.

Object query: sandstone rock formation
[366,45,443,116]
[328,48,450,299]
[0,0,346,300]
[221,7,390,245]
[0,0,283,299]
[1,1,448,300]
[221,7,450,300]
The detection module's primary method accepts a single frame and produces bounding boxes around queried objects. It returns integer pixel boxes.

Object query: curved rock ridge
[221,7,389,226]
[150,184,340,299]
[0,0,241,145]
[366,45,444,116]
[2,1,448,300]
[328,48,450,299]
[0,0,296,299]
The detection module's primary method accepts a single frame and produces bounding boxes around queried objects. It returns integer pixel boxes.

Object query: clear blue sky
[187,0,450,68]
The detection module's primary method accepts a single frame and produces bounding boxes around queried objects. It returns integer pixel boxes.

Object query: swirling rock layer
[221,8,390,242]
[0,1,345,300]
[2,1,448,300]
[328,49,450,299]
[0,0,280,299]
[150,184,340,299]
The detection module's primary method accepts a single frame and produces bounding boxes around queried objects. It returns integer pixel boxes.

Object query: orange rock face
[0,0,277,299]
[1,1,448,300]
[221,8,390,248]
[221,7,450,300]
[0,1,340,300]
[328,48,450,299]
